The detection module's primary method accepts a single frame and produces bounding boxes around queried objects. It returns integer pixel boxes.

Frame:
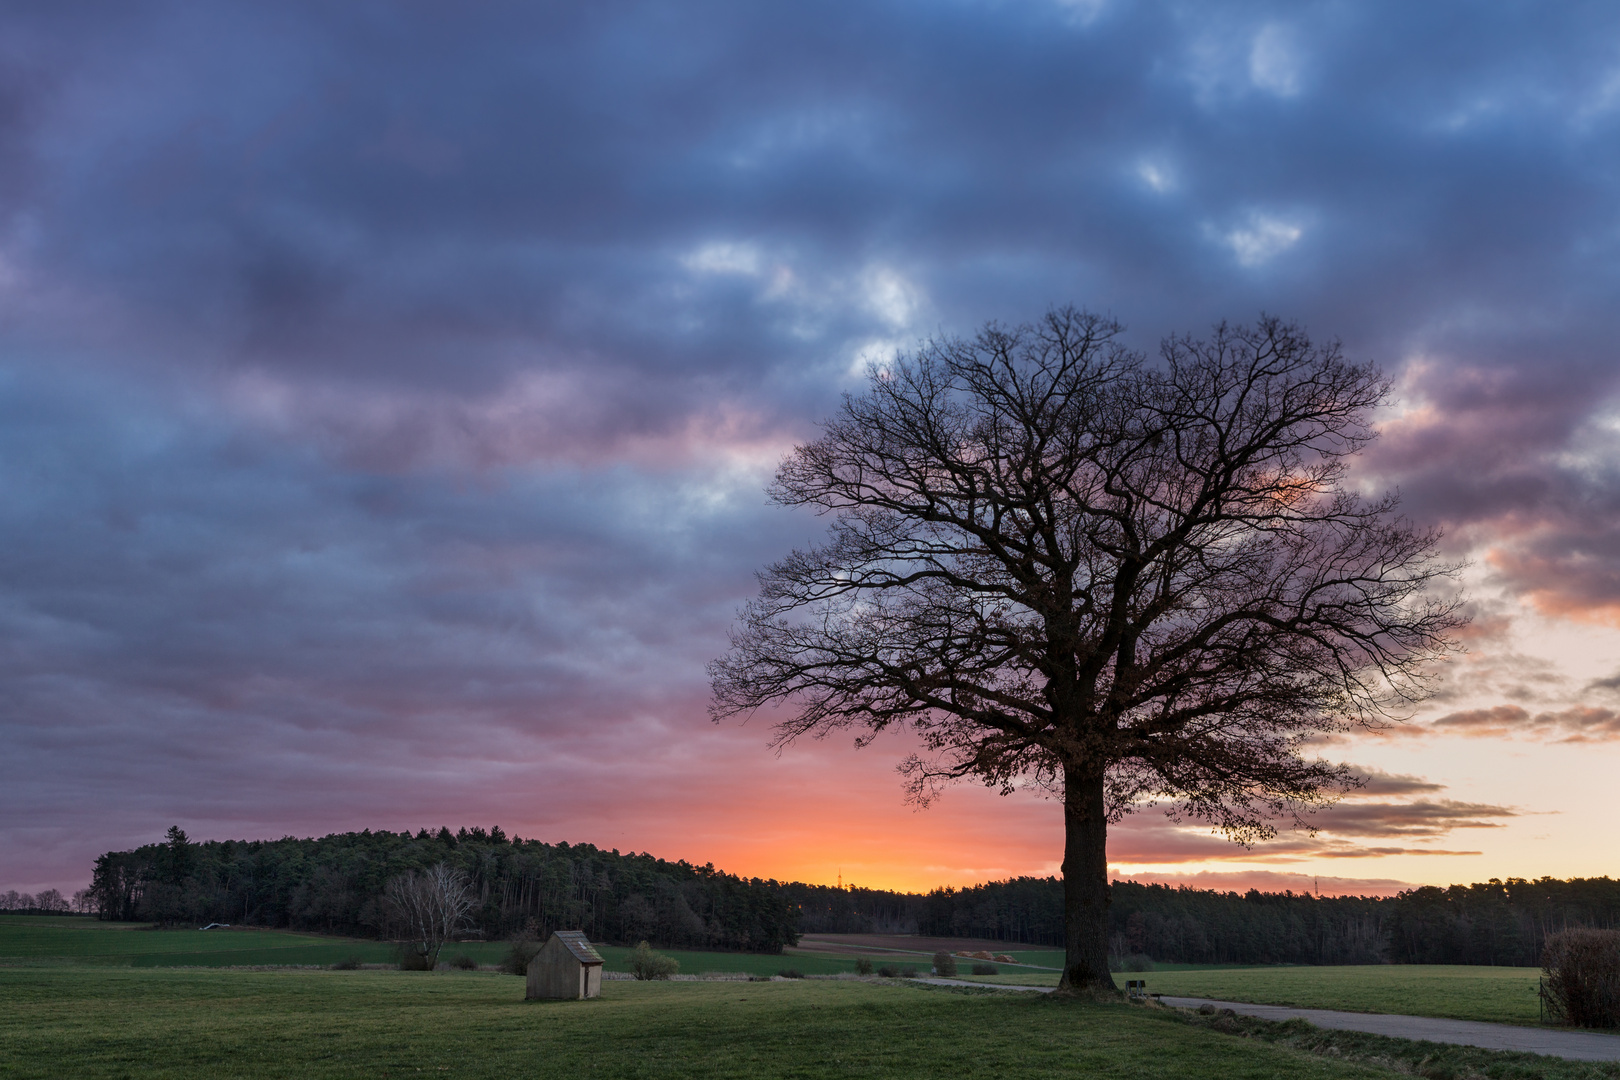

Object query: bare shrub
[854,957,873,975]
[449,954,478,970]
[382,863,474,971]
[971,962,998,975]
[330,956,363,970]
[1542,928,1620,1028]
[932,951,957,977]
[776,968,804,979]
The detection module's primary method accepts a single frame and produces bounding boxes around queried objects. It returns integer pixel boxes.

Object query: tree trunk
[1057,763,1117,995]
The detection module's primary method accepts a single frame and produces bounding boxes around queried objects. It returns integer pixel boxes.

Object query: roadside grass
[1176,1006,1620,1080]
[0,965,1407,1080]
[1144,965,1545,1026]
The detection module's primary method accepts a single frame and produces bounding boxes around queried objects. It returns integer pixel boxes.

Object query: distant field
[794,936,1266,974]
[0,965,1410,1080]
[1141,965,1545,1026]
[0,919,1544,1028]
[795,933,1063,970]
[0,915,856,976]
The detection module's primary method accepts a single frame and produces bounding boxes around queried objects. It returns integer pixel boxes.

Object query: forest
[88,828,1620,966]
[803,875,1620,967]
[88,827,798,953]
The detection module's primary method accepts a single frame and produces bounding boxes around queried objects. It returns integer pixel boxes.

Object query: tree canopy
[711,309,1464,992]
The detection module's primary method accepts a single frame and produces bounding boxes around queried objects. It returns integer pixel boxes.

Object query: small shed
[526,930,604,1000]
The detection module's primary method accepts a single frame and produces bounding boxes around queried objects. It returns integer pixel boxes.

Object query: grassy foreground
[1142,965,1544,1026]
[0,966,1408,1080]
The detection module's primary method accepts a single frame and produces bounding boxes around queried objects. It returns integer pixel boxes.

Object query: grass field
[5,918,1611,1079]
[0,915,861,977]
[0,965,1415,1080]
[951,964,1545,1025]
[1132,965,1545,1026]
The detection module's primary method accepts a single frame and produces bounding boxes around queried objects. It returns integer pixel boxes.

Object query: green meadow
[926,963,1547,1026]
[0,915,863,976]
[954,963,1544,1026]
[1141,964,1546,1026]
[5,917,1616,1080]
[0,966,1417,1080]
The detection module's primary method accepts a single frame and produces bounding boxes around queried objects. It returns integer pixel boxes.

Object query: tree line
[84,827,1620,966]
[89,827,797,953]
[0,888,90,913]
[821,875,1620,967]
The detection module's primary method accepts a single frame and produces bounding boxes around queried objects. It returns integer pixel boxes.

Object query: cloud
[1105,776,1516,867]
[1354,769,1445,796]
[1382,704,1620,742]
[4,0,1620,892]
[1249,24,1303,97]
[1219,212,1305,267]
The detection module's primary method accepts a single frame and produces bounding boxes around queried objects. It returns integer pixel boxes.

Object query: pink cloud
[1387,704,1620,742]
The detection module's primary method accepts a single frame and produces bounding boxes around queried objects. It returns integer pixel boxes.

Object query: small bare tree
[384,863,474,970]
[711,310,1464,995]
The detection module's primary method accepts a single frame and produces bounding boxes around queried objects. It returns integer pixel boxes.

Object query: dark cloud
[3,0,1620,888]
[1105,778,1516,866]
[1384,704,1620,742]
[1353,769,1445,796]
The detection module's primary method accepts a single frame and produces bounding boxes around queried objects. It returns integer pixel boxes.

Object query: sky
[4,0,1620,898]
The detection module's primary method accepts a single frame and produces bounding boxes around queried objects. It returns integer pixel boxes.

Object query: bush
[971,962,998,975]
[854,957,873,975]
[630,940,679,980]
[397,944,432,971]
[330,955,363,970]
[898,965,918,978]
[1124,953,1154,972]
[501,935,542,976]
[449,954,478,970]
[877,964,898,978]
[1543,928,1620,1028]
[777,968,803,979]
[932,951,957,977]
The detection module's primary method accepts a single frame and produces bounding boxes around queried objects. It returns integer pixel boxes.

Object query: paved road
[918,979,1620,1062]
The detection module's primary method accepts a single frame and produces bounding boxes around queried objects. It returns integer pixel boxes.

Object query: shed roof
[552,930,604,965]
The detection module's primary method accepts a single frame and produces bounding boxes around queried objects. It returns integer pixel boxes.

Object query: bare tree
[383,863,475,969]
[711,310,1464,994]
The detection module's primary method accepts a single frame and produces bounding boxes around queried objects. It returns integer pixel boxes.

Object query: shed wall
[525,935,603,1000]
